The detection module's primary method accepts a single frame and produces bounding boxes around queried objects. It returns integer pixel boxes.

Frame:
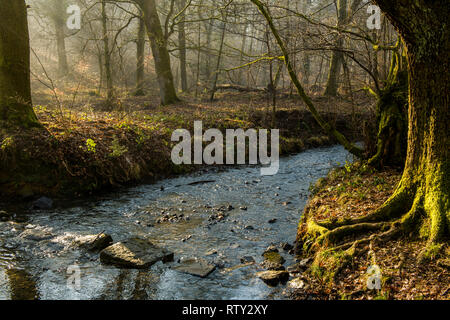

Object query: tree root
[316,222,389,248]
[315,184,414,230]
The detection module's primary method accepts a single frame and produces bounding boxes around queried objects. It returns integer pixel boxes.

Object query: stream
[0,145,354,300]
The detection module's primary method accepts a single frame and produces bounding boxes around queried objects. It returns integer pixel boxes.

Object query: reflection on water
[0,145,354,300]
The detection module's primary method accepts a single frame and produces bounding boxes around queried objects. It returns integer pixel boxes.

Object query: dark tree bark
[368,47,408,168]
[371,0,450,243]
[178,0,188,92]
[314,1,449,247]
[133,0,179,105]
[0,0,39,128]
[135,16,146,96]
[101,0,114,102]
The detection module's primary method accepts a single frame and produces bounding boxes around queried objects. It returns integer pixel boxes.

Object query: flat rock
[256,270,289,286]
[172,258,216,278]
[20,229,53,241]
[100,238,173,269]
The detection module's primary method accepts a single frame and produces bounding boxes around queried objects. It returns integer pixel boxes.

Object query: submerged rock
[100,238,173,269]
[20,229,53,241]
[172,258,216,278]
[256,270,289,286]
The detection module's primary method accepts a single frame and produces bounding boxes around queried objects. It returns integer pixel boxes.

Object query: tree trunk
[133,0,179,105]
[53,0,69,77]
[372,0,449,242]
[101,0,114,103]
[178,0,188,92]
[209,17,227,101]
[368,50,408,168]
[324,0,347,96]
[135,16,146,96]
[0,0,39,128]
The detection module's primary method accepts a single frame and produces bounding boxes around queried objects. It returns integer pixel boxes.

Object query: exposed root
[316,185,414,230]
[316,222,389,248]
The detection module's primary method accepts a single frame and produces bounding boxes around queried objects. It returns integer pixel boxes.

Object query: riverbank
[0,91,369,200]
[290,163,450,300]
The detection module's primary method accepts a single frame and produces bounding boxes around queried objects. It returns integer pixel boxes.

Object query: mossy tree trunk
[0,0,40,128]
[307,1,449,249]
[373,0,449,242]
[133,0,179,105]
[368,48,408,168]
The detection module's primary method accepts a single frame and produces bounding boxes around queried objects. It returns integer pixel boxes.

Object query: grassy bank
[0,91,368,200]
[292,163,450,300]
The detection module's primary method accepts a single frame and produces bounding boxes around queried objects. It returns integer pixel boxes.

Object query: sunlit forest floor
[291,163,450,300]
[1,90,369,198]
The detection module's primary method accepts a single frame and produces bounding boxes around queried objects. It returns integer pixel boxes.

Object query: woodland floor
[0,90,370,199]
[291,164,450,300]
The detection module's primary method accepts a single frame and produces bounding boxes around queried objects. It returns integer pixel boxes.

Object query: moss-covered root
[300,174,448,260]
[316,185,414,230]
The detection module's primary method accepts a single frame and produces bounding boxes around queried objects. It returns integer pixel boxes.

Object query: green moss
[262,251,285,265]
[309,248,353,284]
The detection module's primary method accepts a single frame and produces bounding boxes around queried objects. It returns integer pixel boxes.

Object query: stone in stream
[262,249,286,271]
[256,270,289,287]
[263,245,279,255]
[100,238,174,269]
[0,210,11,222]
[20,229,54,241]
[240,256,255,264]
[30,197,53,210]
[73,233,113,252]
[172,258,216,278]
[280,242,293,251]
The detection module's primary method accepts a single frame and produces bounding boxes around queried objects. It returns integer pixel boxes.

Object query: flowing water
[0,145,354,300]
